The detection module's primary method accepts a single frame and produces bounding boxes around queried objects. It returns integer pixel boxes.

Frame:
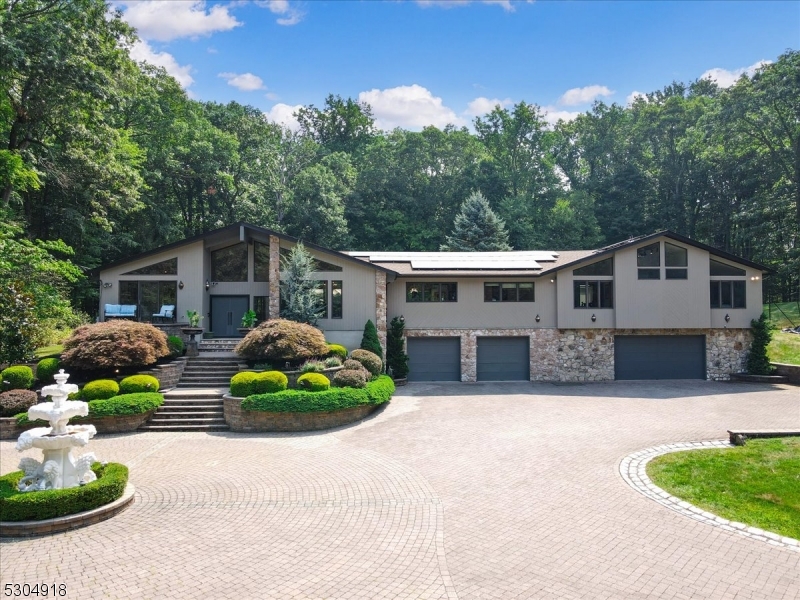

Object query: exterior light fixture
[550,278,555,283]
[535,314,541,323]
[179,281,184,290]
[725,314,731,322]
[205,280,210,291]
[591,314,597,322]
[750,276,760,281]
[103,282,112,288]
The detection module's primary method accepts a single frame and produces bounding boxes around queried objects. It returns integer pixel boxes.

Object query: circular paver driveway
[2,381,799,599]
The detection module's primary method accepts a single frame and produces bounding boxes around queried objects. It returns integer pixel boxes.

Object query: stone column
[269,235,281,319]
[375,271,387,358]
[461,331,477,382]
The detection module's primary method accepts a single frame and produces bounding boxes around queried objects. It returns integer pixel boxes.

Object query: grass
[763,302,800,365]
[647,437,800,540]
[34,344,63,359]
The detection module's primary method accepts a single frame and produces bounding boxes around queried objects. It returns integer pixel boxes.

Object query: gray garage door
[614,335,706,380]
[477,336,530,381]
[407,337,461,382]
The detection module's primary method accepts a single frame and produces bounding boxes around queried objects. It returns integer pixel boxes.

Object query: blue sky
[117,0,800,129]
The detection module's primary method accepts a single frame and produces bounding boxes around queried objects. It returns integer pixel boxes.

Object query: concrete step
[159,404,223,412]
[153,411,224,420]
[138,423,230,432]
[183,366,238,372]
[164,390,225,400]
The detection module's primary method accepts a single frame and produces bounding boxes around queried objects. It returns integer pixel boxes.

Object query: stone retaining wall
[406,328,751,382]
[223,395,380,432]
[141,358,187,390]
[0,410,156,440]
[772,362,800,384]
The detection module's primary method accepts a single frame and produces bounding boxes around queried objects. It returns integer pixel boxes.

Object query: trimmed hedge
[81,379,120,401]
[35,358,61,384]
[243,375,394,413]
[0,462,128,522]
[0,389,38,418]
[16,392,163,424]
[230,371,288,397]
[349,349,382,377]
[326,344,348,360]
[297,372,330,392]
[167,335,184,358]
[119,374,160,394]
[1,366,34,390]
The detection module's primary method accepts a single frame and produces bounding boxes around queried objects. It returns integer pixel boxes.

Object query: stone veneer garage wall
[405,328,751,382]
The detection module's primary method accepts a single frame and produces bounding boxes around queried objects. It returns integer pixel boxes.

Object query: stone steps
[198,339,240,353]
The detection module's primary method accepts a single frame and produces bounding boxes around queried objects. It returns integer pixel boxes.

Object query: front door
[210,295,249,337]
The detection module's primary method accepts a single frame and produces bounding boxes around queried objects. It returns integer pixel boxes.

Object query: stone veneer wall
[375,271,387,357]
[268,235,281,319]
[406,328,751,382]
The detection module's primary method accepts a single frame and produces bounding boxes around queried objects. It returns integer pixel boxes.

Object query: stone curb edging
[0,482,135,538]
[619,441,799,553]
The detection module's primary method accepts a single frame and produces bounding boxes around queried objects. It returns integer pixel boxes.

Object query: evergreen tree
[279,243,323,326]
[440,191,512,251]
[360,319,383,360]
[386,316,409,379]
[746,313,774,375]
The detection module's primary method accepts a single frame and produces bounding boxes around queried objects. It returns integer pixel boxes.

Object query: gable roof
[92,222,397,275]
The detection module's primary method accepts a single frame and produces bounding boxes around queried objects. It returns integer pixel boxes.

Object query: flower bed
[224,375,394,433]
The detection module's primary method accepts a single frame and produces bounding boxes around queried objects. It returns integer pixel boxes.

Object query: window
[254,296,269,322]
[710,259,746,277]
[665,243,688,279]
[118,281,177,321]
[573,258,613,276]
[484,282,534,302]
[332,280,343,319]
[313,281,328,319]
[254,241,270,282]
[211,243,247,281]
[710,281,746,308]
[279,247,343,272]
[574,281,613,308]
[406,282,458,302]
[637,242,660,280]
[122,257,177,276]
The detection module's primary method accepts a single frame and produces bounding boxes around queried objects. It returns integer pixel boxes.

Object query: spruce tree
[279,242,323,326]
[360,319,383,360]
[440,191,512,252]
[386,316,409,379]
[746,313,774,375]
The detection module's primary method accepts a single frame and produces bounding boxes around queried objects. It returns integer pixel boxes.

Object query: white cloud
[463,96,513,117]
[626,90,647,105]
[558,85,614,106]
[540,106,581,127]
[700,60,771,88]
[129,40,194,88]
[264,103,302,131]
[256,0,304,25]
[119,1,241,42]
[358,84,465,130]
[218,72,265,91]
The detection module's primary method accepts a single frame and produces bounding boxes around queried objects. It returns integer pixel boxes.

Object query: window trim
[573,280,614,309]
[405,282,458,303]
[483,282,535,303]
[710,280,746,309]
[331,280,343,319]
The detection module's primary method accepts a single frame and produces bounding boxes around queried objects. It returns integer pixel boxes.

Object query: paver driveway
[1,381,799,599]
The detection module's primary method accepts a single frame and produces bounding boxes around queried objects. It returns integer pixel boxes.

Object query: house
[96,224,765,382]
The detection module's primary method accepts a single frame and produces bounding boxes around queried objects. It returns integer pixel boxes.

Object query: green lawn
[647,438,800,540]
[764,302,800,365]
[34,344,63,359]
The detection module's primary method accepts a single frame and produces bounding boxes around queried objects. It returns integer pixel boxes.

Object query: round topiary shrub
[349,349,382,377]
[61,320,170,370]
[253,371,288,394]
[326,343,348,360]
[235,319,329,365]
[333,369,367,389]
[167,335,185,358]
[81,379,120,401]
[119,374,160,394]
[0,389,39,418]
[297,372,330,392]
[342,359,370,377]
[35,358,61,384]
[230,372,258,397]
[1,366,34,390]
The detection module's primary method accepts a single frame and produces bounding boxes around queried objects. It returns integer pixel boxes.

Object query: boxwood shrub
[16,392,163,424]
[333,369,367,389]
[326,344,348,360]
[119,374,160,394]
[35,358,61,384]
[242,375,394,413]
[229,371,288,397]
[0,462,128,522]
[349,349,382,377]
[297,372,330,392]
[1,366,34,390]
[81,379,120,401]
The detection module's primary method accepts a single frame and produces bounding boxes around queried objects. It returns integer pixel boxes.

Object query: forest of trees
[2,0,798,326]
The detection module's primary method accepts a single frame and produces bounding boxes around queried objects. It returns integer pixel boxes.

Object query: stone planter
[223,395,382,432]
[180,327,203,356]
[0,417,39,440]
[771,363,800,385]
[392,377,408,386]
[0,410,157,440]
[729,372,789,384]
[237,327,254,336]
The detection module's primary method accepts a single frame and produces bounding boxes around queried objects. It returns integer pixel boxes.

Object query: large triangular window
[122,257,177,275]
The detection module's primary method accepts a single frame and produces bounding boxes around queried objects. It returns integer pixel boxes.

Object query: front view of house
[97,223,765,382]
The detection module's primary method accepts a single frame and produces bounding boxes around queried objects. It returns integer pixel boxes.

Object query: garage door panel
[408,337,460,382]
[615,335,705,380]
[477,337,530,381]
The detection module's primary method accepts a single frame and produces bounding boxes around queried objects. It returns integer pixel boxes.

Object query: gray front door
[477,336,530,381]
[407,337,461,382]
[614,335,706,380]
[210,295,249,338]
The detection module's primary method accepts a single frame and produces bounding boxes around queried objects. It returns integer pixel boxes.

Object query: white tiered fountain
[15,369,98,492]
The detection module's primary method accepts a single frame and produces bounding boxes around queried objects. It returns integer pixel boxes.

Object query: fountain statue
[15,369,98,492]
